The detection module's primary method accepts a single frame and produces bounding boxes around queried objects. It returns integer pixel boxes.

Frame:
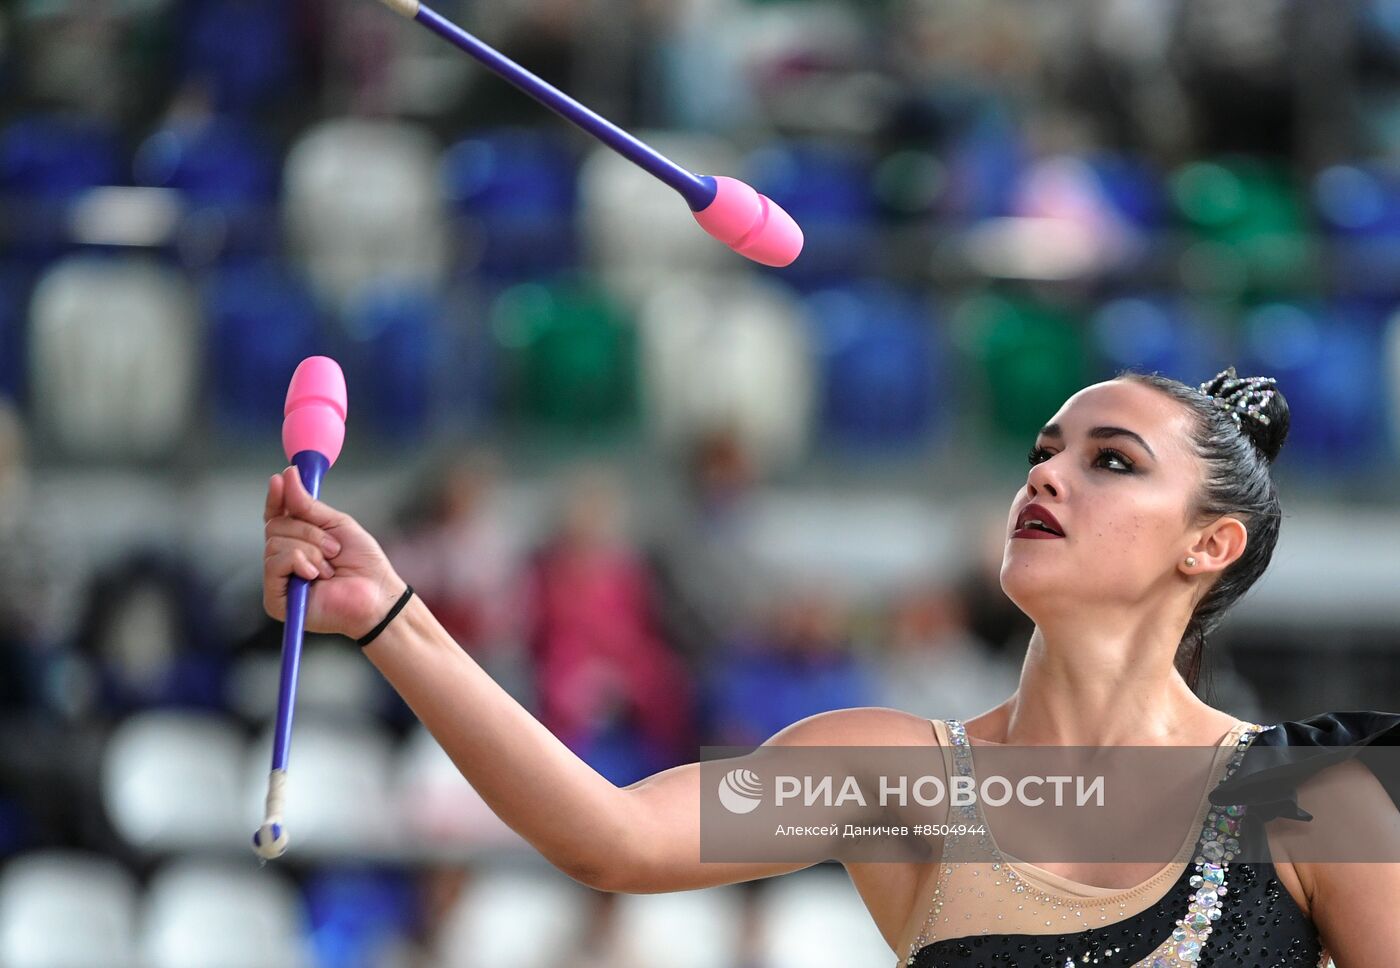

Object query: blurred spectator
[878,579,1020,722]
[0,401,56,712]
[71,549,229,718]
[526,466,698,784]
[706,587,880,747]
[384,449,531,705]
[648,426,774,665]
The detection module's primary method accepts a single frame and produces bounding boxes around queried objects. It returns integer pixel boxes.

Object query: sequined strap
[941,719,982,827]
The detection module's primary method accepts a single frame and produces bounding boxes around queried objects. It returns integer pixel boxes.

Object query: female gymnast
[261,366,1400,966]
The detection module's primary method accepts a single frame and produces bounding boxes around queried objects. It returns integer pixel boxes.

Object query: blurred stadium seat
[302,868,417,968]
[605,887,746,968]
[395,723,526,850]
[204,263,323,434]
[1239,300,1390,466]
[284,119,447,308]
[950,290,1088,442]
[177,0,293,114]
[340,281,447,442]
[490,277,637,432]
[101,710,246,853]
[1090,295,1227,383]
[140,858,312,968]
[441,127,579,282]
[578,134,743,302]
[0,115,123,263]
[638,274,813,469]
[246,717,397,857]
[802,283,941,449]
[432,863,591,968]
[754,866,890,968]
[744,142,876,287]
[27,256,199,460]
[0,850,138,968]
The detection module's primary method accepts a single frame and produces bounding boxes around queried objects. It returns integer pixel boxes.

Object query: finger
[264,536,328,575]
[263,472,286,523]
[265,517,342,558]
[281,466,344,531]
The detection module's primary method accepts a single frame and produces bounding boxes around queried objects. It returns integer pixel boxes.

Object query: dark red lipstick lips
[1013,503,1065,539]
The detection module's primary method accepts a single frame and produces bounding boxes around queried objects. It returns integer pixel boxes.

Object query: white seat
[0,850,138,968]
[605,887,745,968]
[140,858,311,968]
[395,723,526,851]
[433,863,591,968]
[246,716,397,857]
[27,256,198,460]
[227,638,383,723]
[578,134,741,303]
[284,118,447,309]
[638,274,813,471]
[102,710,247,853]
[755,866,890,968]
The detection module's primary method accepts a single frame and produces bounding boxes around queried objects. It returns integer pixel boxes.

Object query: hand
[263,466,406,639]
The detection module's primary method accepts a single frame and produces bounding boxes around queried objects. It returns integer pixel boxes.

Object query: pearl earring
[1185,557,1197,568]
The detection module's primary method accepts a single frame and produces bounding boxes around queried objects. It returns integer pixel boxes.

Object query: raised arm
[262,465,922,893]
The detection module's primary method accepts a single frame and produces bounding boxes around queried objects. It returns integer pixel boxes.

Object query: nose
[1027,455,1060,499]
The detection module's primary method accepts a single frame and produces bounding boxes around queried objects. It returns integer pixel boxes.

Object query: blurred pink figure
[526,467,696,767]
[386,451,523,660]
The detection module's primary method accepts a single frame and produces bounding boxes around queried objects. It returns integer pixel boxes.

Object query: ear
[1184,516,1249,575]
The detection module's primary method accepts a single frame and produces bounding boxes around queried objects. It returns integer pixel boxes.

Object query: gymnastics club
[252,356,348,860]
[374,0,804,268]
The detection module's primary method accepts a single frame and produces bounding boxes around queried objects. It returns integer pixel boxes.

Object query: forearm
[362,593,628,884]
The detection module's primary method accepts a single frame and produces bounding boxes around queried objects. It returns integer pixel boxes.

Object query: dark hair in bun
[1116,367,1291,696]
[1196,366,1291,464]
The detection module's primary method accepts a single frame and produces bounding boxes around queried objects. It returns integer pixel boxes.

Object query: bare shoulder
[763,706,942,748]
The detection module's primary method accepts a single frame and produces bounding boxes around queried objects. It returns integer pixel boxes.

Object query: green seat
[952,290,1088,447]
[1170,157,1318,296]
[490,277,637,434]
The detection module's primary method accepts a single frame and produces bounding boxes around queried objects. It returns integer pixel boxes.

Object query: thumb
[281,465,343,530]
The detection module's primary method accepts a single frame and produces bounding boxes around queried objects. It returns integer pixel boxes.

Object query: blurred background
[0,0,1398,965]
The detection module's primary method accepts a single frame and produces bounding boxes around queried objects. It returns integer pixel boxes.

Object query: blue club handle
[271,449,330,774]
[412,2,719,212]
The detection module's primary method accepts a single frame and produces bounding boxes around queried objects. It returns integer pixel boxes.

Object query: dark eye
[1027,445,1134,473]
[1097,448,1134,472]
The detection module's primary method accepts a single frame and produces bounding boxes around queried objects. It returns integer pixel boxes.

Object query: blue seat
[744,142,876,286]
[178,0,293,113]
[0,116,122,262]
[1314,163,1400,298]
[137,117,279,264]
[341,282,446,441]
[303,869,417,968]
[204,265,324,433]
[0,115,122,198]
[0,267,30,404]
[1090,295,1225,383]
[441,128,578,280]
[1082,152,1167,231]
[1238,301,1390,468]
[135,116,278,205]
[802,283,941,449]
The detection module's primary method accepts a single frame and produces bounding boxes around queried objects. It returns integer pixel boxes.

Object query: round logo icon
[717,768,764,814]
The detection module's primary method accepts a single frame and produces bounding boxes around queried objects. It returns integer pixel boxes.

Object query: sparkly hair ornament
[1197,366,1278,428]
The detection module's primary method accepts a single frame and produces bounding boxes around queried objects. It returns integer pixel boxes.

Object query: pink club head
[282,356,347,466]
[692,176,804,268]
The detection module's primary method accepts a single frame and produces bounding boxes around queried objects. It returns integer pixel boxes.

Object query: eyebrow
[1038,423,1157,460]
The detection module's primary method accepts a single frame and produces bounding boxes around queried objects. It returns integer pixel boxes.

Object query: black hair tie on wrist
[357,585,414,647]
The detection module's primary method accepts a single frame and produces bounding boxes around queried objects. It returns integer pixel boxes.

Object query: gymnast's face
[1000,380,1206,619]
